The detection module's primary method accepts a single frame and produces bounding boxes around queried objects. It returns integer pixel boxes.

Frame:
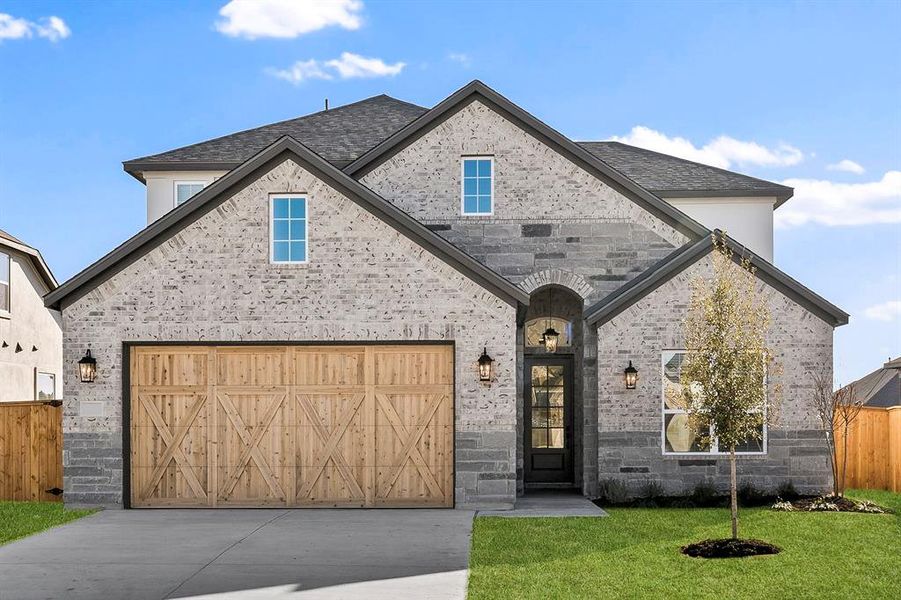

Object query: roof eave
[655,188,794,208]
[0,237,58,291]
[51,136,528,310]
[585,230,849,328]
[344,80,710,241]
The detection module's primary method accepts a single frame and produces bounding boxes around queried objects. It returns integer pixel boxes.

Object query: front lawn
[468,489,900,599]
[0,501,95,546]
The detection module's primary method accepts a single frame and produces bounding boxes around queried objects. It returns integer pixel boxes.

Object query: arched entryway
[517,285,584,491]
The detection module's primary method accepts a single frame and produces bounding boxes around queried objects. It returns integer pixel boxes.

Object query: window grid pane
[462,158,492,214]
[272,197,307,262]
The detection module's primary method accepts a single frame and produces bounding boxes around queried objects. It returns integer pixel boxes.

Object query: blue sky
[0,0,898,384]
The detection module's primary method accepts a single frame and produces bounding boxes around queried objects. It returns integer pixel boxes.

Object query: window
[35,371,56,400]
[175,181,206,206]
[0,251,9,313]
[530,365,565,448]
[270,196,307,263]
[461,157,493,215]
[524,317,573,349]
[661,350,766,455]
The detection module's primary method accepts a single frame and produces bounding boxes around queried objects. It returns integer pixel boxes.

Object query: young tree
[675,233,781,540]
[811,374,863,497]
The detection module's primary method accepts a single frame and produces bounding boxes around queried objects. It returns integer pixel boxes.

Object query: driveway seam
[162,510,290,599]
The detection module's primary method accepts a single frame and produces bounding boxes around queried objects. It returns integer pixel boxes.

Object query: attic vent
[324,98,329,111]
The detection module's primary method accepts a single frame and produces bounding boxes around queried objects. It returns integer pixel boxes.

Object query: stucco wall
[62,158,517,508]
[0,247,62,402]
[666,196,775,261]
[595,255,834,496]
[144,170,229,224]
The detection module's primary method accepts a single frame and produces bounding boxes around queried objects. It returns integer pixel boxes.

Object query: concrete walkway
[478,491,608,517]
[0,509,475,600]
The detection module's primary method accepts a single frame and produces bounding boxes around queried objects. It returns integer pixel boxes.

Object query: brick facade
[596,256,834,496]
[62,159,516,508]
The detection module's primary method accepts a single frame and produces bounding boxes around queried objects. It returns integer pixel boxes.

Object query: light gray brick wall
[596,255,834,496]
[61,158,516,508]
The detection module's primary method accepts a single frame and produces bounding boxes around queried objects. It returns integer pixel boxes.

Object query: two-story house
[45,81,847,509]
[0,229,61,402]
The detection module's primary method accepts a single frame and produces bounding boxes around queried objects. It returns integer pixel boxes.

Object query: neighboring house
[45,81,848,509]
[0,229,61,402]
[846,358,901,408]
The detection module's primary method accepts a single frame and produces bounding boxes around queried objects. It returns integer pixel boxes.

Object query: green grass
[0,501,95,546]
[468,489,901,600]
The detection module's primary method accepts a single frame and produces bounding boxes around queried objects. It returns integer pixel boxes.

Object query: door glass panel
[548,428,564,448]
[530,363,566,450]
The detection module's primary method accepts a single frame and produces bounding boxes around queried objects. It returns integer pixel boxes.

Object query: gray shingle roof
[123,92,792,207]
[0,228,57,289]
[844,358,901,408]
[123,95,428,179]
[579,141,793,206]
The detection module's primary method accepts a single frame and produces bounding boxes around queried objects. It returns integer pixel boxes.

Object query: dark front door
[524,356,574,485]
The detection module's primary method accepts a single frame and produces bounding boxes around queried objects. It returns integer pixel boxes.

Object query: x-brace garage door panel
[129,345,454,508]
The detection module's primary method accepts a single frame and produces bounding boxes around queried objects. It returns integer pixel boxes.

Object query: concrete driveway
[0,509,474,600]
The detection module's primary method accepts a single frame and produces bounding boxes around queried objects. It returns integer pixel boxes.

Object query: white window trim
[0,250,10,318]
[660,349,768,456]
[173,180,207,208]
[269,194,309,265]
[35,369,56,401]
[460,156,495,216]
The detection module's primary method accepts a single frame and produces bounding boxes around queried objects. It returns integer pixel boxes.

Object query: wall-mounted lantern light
[478,347,494,382]
[624,361,638,389]
[78,349,97,383]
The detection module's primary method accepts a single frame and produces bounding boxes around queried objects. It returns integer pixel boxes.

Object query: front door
[524,356,574,485]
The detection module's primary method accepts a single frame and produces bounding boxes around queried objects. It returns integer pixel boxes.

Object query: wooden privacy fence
[0,401,63,502]
[834,406,901,493]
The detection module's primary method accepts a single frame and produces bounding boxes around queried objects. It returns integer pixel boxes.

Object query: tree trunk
[840,420,850,497]
[730,448,738,540]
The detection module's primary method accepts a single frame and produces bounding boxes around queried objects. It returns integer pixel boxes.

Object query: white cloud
[775,170,901,228]
[266,60,333,84]
[448,52,471,67]
[609,126,803,169]
[0,12,70,42]
[863,300,901,322]
[216,0,362,39]
[267,52,404,85]
[325,52,404,78]
[827,159,865,175]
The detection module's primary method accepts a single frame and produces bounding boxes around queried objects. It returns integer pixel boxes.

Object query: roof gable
[48,137,528,309]
[343,81,710,241]
[123,95,428,181]
[584,231,849,327]
[0,229,57,291]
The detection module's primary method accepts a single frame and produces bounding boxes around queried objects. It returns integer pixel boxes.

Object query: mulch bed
[791,496,858,511]
[681,538,781,559]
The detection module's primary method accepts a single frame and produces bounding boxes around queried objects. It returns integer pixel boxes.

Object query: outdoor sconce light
[541,326,560,354]
[477,347,494,382]
[624,361,638,389]
[78,349,97,383]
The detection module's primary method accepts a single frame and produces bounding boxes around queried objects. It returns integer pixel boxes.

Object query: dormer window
[461,157,493,215]
[175,181,206,206]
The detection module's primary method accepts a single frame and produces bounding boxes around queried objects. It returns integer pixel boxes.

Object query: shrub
[771,499,795,512]
[855,500,885,514]
[776,480,800,501]
[809,497,839,512]
[738,482,764,506]
[689,481,720,507]
[597,479,630,504]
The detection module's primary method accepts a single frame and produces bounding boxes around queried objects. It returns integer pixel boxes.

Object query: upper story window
[270,195,308,263]
[661,350,766,455]
[461,157,493,215]
[0,251,9,313]
[175,181,206,206]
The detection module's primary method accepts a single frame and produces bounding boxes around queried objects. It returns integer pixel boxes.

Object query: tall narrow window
[0,251,9,313]
[461,157,493,215]
[36,371,56,400]
[175,182,206,206]
[271,196,308,263]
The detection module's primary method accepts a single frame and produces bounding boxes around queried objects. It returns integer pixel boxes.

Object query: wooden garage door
[129,344,454,508]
